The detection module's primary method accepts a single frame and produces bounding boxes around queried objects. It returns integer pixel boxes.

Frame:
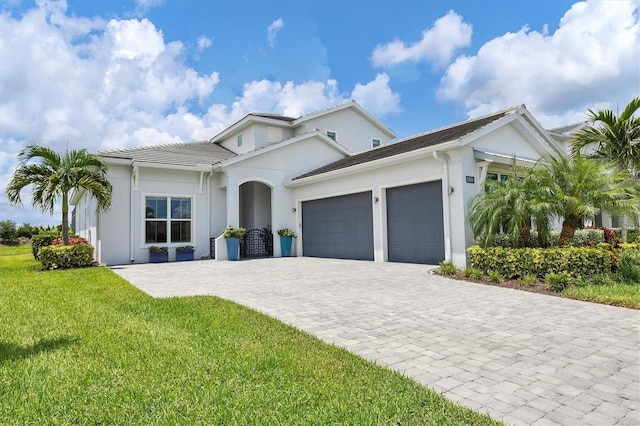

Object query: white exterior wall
[215,136,346,259]
[295,108,393,153]
[93,165,132,265]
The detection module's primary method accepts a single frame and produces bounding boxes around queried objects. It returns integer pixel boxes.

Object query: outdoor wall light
[292,207,297,212]
[374,196,380,203]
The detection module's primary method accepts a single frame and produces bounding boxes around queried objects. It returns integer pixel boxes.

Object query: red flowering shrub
[51,236,89,245]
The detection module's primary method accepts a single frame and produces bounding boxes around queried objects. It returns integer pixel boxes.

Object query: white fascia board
[132,161,213,172]
[70,188,86,205]
[292,101,396,138]
[285,140,459,187]
[102,157,133,166]
[209,115,292,143]
[458,108,562,157]
[473,149,538,166]
[217,130,351,168]
[515,109,564,154]
[458,111,521,147]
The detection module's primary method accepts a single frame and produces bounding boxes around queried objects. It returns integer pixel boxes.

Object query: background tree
[0,220,18,243]
[571,97,640,240]
[571,97,640,177]
[5,145,112,245]
[535,154,640,246]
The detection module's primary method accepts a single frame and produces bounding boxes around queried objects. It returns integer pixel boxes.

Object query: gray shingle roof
[99,141,236,167]
[293,108,514,181]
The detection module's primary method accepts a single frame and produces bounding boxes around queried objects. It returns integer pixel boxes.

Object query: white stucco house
[72,100,565,266]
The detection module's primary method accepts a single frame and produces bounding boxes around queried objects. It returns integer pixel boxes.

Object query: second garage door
[386,181,445,264]
[302,192,374,260]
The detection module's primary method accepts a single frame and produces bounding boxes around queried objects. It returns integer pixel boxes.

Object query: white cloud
[197,35,212,51]
[352,73,401,115]
[134,0,164,16]
[437,0,640,127]
[0,2,402,226]
[371,10,472,68]
[267,18,284,48]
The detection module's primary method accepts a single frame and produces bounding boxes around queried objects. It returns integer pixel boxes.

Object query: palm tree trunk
[62,192,69,245]
[519,224,533,247]
[558,220,575,247]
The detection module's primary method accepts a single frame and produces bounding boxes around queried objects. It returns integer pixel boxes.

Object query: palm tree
[5,145,112,245]
[571,97,640,239]
[468,161,551,248]
[535,153,640,246]
[571,97,640,177]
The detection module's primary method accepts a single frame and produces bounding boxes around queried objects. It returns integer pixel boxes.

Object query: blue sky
[1,0,638,226]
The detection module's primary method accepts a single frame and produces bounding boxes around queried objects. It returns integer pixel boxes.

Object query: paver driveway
[112,257,639,426]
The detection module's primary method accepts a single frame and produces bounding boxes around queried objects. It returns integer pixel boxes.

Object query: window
[372,138,381,148]
[237,134,243,147]
[326,131,336,141]
[145,196,192,244]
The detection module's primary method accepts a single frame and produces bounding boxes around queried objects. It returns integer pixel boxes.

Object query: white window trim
[326,130,337,141]
[142,194,195,247]
[237,134,243,147]
[372,137,381,148]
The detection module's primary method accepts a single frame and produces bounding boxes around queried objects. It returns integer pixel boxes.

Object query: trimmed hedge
[31,234,58,260]
[467,245,611,279]
[39,243,95,270]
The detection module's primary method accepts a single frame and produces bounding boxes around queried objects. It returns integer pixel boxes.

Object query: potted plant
[148,246,168,263]
[223,226,246,261]
[175,245,195,262]
[277,228,296,257]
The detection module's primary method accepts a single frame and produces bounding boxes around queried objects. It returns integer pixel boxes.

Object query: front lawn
[0,245,499,425]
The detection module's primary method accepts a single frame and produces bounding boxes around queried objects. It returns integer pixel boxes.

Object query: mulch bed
[432,270,566,297]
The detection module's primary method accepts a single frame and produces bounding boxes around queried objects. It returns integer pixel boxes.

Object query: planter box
[226,237,240,261]
[149,251,168,263]
[176,250,195,262]
[280,235,293,257]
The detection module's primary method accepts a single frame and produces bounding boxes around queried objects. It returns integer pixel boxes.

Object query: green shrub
[38,243,95,270]
[223,226,246,239]
[486,270,505,283]
[546,272,572,292]
[467,245,611,279]
[518,274,537,287]
[31,233,58,260]
[616,250,640,283]
[584,274,617,287]
[0,220,18,243]
[438,261,457,276]
[463,267,484,280]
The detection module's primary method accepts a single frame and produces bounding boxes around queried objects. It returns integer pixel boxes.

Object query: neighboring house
[73,100,563,266]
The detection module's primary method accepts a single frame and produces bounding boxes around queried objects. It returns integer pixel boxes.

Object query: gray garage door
[302,192,374,260]
[387,181,444,264]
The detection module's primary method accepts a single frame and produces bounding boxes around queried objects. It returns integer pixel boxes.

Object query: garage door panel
[302,192,373,261]
[387,181,444,264]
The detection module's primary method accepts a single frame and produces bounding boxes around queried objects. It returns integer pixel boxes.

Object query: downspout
[206,171,213,258]
[130,164,138,263]
[433,151,453,262]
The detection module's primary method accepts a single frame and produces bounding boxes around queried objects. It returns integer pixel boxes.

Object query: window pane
[486,173,498,181]
[372,139,380,147]
[145,197,167,219]
[171,198,191,219]
[146,221,167,243]
[326,131,336,141]
[171,221,191,243]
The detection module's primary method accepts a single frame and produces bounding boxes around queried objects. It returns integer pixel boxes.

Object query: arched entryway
[239,181,273,257]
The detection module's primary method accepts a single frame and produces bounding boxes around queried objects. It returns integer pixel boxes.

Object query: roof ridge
[393,105,522,144]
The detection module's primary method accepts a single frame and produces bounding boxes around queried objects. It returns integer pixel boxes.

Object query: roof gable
[293,107,516,181]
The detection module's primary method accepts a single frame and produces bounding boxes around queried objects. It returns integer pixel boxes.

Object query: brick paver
[113,257,640,425]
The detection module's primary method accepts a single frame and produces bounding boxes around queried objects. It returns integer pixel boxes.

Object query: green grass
[563,280,640,309]
[0,245,499,425]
